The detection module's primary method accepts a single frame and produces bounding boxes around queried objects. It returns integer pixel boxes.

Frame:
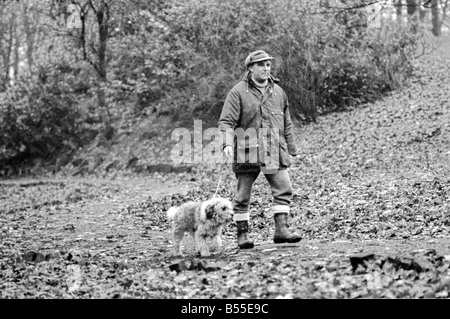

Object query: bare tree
[12,11,19,82]
[439,0,449,29]
[64,0,112,134]
[21,0,39,69]
[0,2,16,89]
[395,0,404,24]
[431,0,442,35]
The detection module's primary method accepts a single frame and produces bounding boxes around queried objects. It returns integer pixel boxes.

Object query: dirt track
[1,35,450,299]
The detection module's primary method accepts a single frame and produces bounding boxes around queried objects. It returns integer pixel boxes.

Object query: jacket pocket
[235,138,259,164]
[279,142,291,167]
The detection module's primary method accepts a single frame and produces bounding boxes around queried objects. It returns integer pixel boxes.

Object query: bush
[0,0,425,175]
[134,0,421,123]
[0,64,96,172]
[316,22,418,113]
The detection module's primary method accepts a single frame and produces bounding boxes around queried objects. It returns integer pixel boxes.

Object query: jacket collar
[241,71,280,87]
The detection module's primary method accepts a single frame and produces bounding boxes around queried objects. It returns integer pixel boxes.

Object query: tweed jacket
[218,71,298,173]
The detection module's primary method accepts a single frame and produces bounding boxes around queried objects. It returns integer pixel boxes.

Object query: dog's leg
[189,231,197,252]
[209,227,223,253]
[195,230,210,257]
[172,229,185,256]
[210,235,223,252]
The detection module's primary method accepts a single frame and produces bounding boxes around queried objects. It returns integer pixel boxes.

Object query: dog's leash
[212,163,226,198]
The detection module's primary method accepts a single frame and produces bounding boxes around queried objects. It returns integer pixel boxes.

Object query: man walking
[218,50,302,249]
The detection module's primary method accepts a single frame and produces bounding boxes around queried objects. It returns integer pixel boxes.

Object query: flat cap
[244,50,273,69]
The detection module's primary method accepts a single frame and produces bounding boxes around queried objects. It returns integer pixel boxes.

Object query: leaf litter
[1,36,450,299]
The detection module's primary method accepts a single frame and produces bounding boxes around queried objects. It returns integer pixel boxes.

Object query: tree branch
[308,1,388,16]
[88,0,98,15]
[439,0,449,28]
[423,0,433,8]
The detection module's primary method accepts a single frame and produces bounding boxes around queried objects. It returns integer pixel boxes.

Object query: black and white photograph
[1,0,450,304]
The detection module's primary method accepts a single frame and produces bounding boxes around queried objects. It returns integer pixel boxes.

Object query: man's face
[249,60,271,83]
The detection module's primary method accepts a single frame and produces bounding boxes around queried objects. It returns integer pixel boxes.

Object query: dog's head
[201,197,233,224]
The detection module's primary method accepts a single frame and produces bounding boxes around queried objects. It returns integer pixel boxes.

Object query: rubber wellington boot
[273,213,302,244]
[236,221,254,249]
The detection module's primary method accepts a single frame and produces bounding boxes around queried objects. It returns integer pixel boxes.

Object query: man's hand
[290,154,306,164]
[223,145,233,159]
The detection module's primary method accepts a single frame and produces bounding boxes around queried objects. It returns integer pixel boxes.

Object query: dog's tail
[167,206,178,221]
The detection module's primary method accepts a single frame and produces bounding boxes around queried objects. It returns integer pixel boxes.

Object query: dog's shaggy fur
[167,197,233,257]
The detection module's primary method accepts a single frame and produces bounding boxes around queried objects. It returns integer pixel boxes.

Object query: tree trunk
[439,0,449,31]
[90,0,112,137]
[406,0,417,15]
[74,1,112,135]
[80,8,87,61]
[406,0,419,32]
[0,27,12,87]
[396,0,403,24]
[0,3,15,88]
[22,1,35,70]
[418,0,427,21]
[431,0,441,36]
[96,1,109,120]
[12,11,19,83]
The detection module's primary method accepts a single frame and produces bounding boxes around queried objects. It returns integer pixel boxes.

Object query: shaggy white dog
[167,197,233,257]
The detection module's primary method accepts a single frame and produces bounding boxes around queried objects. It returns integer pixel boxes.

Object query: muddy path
[1,35,450,299]
[1,177,450,299]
